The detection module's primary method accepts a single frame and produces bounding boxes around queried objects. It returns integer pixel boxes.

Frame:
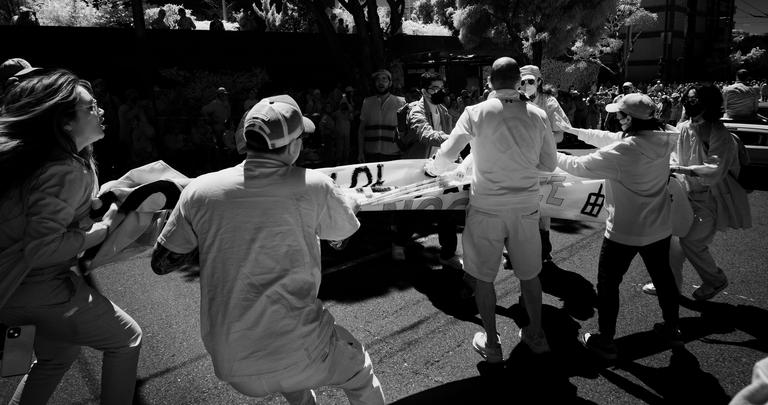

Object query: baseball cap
[622,81,633,89]
[216,87,228,95]
[605,93,656,120]
[371,69,391,81]
[519,65,541,81]
[242,95,315,150]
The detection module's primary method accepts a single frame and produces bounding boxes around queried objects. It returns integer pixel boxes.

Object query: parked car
[723,118,768,168]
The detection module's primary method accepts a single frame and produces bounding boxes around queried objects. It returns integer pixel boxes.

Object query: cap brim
[302,117,315,134]
[520,74,536,81]
[605,103,621,113]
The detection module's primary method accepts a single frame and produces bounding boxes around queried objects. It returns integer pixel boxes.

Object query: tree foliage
[436,0,618,65]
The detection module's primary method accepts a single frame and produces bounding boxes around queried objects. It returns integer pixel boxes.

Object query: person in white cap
[427,57,556,362]
[152,95,385,405]
[517,65,572,274]
[557,93,681,361]
[357,69,406,163]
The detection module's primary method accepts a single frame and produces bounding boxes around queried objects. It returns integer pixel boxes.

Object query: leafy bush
[402,19,451,36]
[34,0,100,26]
[411,0,433,23]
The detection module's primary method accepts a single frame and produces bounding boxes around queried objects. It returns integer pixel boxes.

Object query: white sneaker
[472,332,503,363]
[391,244,405,261]
[642,282,657,296]
[439,255,463,270]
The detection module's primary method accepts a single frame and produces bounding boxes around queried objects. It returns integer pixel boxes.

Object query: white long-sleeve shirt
[558,126,678,246]
[433,89,557,210]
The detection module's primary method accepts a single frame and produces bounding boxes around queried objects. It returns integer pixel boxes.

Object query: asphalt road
[2,191,767,405]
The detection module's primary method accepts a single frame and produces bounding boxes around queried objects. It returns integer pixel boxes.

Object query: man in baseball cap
[155,94,386,403]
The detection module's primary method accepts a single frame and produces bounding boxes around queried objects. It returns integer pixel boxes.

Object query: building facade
[625,0,735,82]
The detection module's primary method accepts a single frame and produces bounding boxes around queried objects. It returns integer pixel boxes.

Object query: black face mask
[684,102,703,117]
[430,89,447,105]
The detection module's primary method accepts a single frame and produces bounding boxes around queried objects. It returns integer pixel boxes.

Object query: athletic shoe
[439,255,463,270]
[471,332,503,364]
[653,322,684,347]
[391,244,406,261]
[692,279,728,301]
[642,282,657,296]
[582,332,618,361]
[518,328,551,354]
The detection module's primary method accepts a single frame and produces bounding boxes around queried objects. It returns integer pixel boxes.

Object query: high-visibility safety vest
[359,94,405,156]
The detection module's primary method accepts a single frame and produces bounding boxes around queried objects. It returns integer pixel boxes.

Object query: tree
[570,0,657,77]
[443,0,617,66]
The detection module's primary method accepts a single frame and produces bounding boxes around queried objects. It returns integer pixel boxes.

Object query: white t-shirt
[434,89,557,210]
[158,159,359,380]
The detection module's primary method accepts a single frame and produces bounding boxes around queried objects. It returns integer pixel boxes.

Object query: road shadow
[391,306,601,404]
[602,347,731,405]
[550,218,599,234]
[678,298,768,353]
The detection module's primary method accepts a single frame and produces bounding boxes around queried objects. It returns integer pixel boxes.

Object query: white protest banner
[317,159,610,223]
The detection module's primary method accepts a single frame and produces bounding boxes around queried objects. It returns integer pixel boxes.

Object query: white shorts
[463,204,542,282]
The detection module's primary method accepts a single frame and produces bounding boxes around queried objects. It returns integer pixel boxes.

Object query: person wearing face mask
[357,69,406,163]
[0,68,141,404]
[395,71,463,270]
[153,95,385,405]
[641,84,751,300]
[558,93,682,360]
[517,65,571,274]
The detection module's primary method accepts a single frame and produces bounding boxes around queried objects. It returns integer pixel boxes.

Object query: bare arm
[151,243,199,275]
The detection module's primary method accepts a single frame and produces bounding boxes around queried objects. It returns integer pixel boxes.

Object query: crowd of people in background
[7,66,764,185]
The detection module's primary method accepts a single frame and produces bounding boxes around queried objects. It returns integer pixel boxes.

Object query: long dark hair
[0,69,96,199]
[681,83,723,123]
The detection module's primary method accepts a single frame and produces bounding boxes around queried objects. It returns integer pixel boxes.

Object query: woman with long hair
[558,93,681,360]
[0,68,142,404]
[642,83,751,300]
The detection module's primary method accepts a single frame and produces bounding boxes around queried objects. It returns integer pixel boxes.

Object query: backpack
[394,102,415,151]
[729,133,753,193]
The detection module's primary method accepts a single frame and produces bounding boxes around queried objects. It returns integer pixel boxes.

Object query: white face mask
[619,114,632,131]
[519,77,538,98]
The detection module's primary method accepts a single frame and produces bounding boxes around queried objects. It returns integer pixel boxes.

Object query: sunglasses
[75,99,100,116]
[427,86,444,94]
[520,79,536,86]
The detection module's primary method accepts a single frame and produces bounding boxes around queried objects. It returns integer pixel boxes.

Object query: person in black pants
[558,93,682,360]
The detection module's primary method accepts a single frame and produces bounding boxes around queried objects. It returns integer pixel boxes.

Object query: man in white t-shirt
[427,57,557,362]
[151,95,385,405]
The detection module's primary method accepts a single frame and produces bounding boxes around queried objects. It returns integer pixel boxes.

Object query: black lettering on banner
[349,166,373,188]
[581,183,605,217]
[415,197,443,210]
[373,164,384,187]
[442,187,460,194]
[330,172,337,183]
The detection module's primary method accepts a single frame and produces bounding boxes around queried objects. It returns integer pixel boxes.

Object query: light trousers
[1,272,142,405]
[226,324,385,405]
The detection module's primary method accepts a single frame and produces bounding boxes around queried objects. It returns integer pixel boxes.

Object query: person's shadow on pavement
[601,347,731,405]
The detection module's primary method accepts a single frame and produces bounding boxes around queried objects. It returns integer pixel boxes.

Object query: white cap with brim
[241,95,315,150]
[605,93,656,120]
[519,65,541,81]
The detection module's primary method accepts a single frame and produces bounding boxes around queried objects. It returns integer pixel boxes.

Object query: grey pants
[1,272,142,405]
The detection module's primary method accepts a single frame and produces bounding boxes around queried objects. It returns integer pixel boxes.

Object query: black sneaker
[653,322,684,347]
[582,332,618,361]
